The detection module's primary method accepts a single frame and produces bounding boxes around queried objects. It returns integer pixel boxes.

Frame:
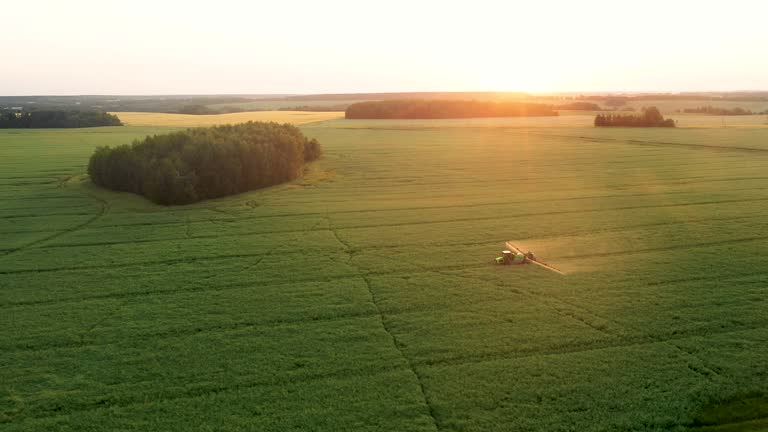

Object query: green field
[2,114,768,431]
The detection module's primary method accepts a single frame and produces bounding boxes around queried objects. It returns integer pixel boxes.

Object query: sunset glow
[4,0,768,94]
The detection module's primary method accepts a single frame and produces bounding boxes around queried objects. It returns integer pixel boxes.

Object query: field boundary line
[362,275,441,432]
[0,360,411,425]
[414,324,768,370]
[552,234,768,261]
[24,195,768,252]
[8,210,768,258]
[0,211,94,220]
[58,178,768,230]
[664,341,723,382]
[5,227,768,277]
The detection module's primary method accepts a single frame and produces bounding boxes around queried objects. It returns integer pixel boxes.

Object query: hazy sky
[4,0,768,95]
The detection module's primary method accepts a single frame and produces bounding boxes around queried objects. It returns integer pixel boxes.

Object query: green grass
[1,117,767,431]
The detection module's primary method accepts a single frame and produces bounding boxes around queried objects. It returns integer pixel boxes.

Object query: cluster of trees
[88,121,321,205]
[345,100,558,119]
[681,106,766,115]
[594,107,675,127]
[0,110,122,128]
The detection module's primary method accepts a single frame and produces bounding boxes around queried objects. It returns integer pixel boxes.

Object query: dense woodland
[88,122,321,205]
[594,107,675,127]
[345,100,558,119]
[681,106,767,115]
[0,110,122,128]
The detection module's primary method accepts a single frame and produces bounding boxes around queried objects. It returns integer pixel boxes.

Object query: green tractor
[496,249,532,265]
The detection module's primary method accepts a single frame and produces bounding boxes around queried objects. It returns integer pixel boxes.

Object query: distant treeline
[345,100,558,119]
[594,107,675,127]
[284,92,530,102]
[0,95,259,114]
[0,110,122,128]
[554,102,601,111]
[277,105,348,112]
[88,122,321,205]
[577,92,768,103]
[681,106,767,115]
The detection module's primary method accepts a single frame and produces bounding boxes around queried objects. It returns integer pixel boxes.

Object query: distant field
[623,99,768,114]
[205,99,366,111]
[322,113,768,129]
[112,110,344,127]
[2,115,768,431]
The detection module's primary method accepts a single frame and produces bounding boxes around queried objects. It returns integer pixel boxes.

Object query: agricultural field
[113,111,343,127]
[1,113,768,431]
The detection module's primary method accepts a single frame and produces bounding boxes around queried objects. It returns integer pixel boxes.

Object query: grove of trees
[345,100,558,119]
[594,107,675,127]
[0,110,122,128]
[88,122,322,205]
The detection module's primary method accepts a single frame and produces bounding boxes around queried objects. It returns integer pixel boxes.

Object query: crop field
[113,111,343,127]
[2,114,768,431]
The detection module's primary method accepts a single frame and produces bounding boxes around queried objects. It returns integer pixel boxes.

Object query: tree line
[0,110,122,128]
[88,121,321,205]
[554,102,601,111]
[681,106,767,115]
[594,107,675,127]
[345,100,558,119]
[277,105,348,112]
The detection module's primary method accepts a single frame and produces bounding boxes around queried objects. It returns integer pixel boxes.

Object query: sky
[3,0,768,95]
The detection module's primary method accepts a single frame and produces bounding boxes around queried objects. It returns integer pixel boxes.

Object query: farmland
[113,110,343,127]
[2,112,768,431]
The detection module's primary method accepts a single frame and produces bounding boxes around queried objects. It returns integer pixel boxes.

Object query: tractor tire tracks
[0,190,109,260]
[327,214,441,431]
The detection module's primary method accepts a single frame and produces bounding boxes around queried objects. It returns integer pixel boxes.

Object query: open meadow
[2,112,768,431]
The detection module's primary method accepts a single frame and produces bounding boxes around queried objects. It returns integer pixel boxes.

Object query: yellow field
[111,111,344,127]
[112,110,767,130]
